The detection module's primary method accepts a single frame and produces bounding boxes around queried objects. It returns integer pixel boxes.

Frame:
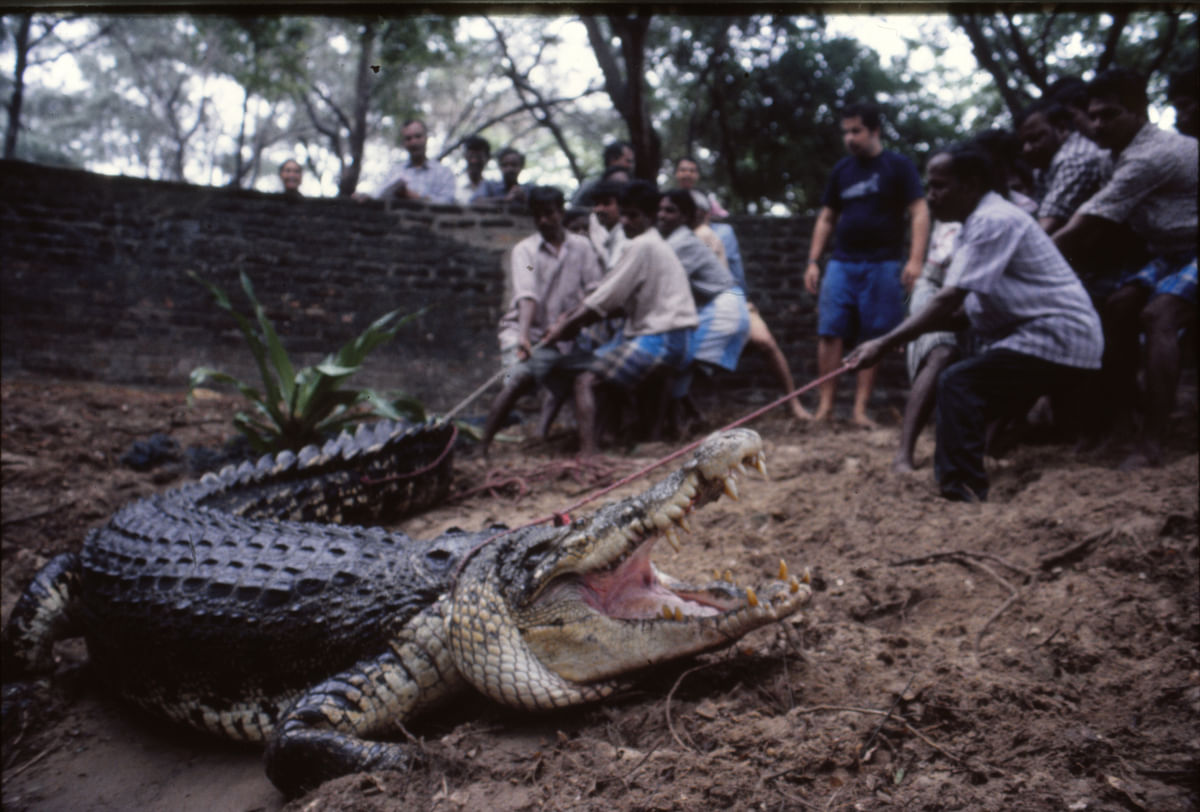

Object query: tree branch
[437,89,603,162]
[27,20,112,67]
[1097,11,1130,73]
[581,15,629,114]
[1143,12,1178,78]
[1035,11,1059,66]
[439,67,495,148]
[1003,12,1047,92]
[301,90,343,173]
[487,17,585,181]
[25,15,64,51]
[955,12,1026,117]
[309,81,353,136]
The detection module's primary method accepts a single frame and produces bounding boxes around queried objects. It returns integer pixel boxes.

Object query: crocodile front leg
[2,552,83,677]
[264,603,464,798]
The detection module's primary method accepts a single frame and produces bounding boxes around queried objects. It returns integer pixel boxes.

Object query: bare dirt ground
[2,377,1197,811]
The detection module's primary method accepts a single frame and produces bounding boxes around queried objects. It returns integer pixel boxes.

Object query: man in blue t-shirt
[804,102,930,426]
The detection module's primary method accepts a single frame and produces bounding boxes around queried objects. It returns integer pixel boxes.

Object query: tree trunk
[1097,11,1130,72]
[229,86,250,187]
[4,14,32,160]
[337,20,374,198]
[581,13,661,182]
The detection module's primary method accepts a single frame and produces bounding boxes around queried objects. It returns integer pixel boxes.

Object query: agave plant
[188,271,427,452]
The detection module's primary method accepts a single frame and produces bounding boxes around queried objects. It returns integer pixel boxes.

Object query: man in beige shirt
[542,180,698,456]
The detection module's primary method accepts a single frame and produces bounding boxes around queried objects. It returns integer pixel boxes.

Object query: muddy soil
[2,377,1197,811]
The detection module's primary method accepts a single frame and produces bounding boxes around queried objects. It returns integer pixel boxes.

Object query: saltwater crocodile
[3,420,810,797]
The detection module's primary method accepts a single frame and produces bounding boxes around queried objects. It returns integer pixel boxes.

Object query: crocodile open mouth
[518,430,812,684]
[548,434,805,618]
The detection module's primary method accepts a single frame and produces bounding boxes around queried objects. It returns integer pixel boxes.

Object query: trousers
[935,349,1096,501]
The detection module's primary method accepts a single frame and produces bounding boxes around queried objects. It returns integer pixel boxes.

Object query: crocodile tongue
[577,539,723,618]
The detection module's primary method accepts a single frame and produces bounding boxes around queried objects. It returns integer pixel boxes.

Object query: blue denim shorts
[817,258,906,344]
[1123,253,1197,304]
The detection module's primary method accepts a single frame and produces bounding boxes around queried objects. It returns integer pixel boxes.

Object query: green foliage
[187,271,426,452]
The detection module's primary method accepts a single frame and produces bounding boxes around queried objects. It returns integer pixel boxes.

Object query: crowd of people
[275,65,1197,502]
[845,67,1196,500]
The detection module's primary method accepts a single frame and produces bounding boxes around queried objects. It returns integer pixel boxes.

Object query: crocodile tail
[197,419,456,524]
[2,551,84,678]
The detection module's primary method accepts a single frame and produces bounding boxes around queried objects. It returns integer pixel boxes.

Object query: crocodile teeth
[778,559,789,580]
[802,567,812,585]
[673,606,683,622]
[662,605,674,620]
[663,526,682,553]
[664,503,685,521]
[678,516,693,534]
[723,569,734,583]
[789,577,802,594]
[734,462,748,477]
[753,454,768,478]
[723,476,740,501]
[746,586,759,608]
[680,478,698,500]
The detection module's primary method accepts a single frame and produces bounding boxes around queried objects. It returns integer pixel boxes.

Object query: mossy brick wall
[0,160,905,414]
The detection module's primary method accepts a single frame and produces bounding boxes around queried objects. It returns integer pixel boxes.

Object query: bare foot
[812,406,834,422]
[851,413,878,429]
[1118,446,1163,471]
[790,402,814,421]
[1073,432,1108,454]
[892,456,915,473]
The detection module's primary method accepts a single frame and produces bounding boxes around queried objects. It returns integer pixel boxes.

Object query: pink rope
[450,364,851,582]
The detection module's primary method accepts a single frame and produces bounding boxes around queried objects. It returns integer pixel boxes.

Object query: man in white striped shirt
[846,145,1103,501]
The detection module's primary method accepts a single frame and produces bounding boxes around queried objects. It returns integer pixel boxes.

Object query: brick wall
[0,160,906,416]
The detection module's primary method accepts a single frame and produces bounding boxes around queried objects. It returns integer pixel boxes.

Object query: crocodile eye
[523,540,553,564]
[424,548,454,572]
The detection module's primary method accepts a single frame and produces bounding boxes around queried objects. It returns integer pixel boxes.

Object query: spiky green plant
[188,271,427,452]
